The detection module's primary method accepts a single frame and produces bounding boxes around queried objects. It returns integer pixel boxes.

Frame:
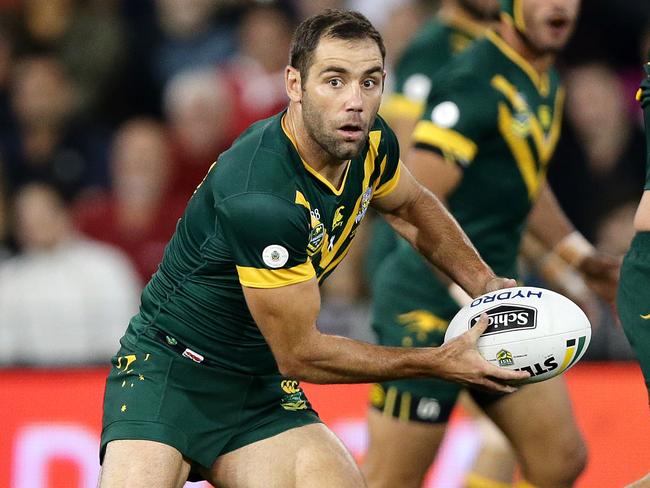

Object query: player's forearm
[527,184,576,249]
[398,185,495,297]
[278,332,440,384]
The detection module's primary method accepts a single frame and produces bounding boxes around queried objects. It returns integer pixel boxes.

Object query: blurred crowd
[0,0,648,366]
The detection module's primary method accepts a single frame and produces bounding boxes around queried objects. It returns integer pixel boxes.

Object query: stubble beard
[301,99,367,161]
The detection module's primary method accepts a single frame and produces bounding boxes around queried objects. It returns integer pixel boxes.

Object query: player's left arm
[526,182,620,303]
[371,162,513,298]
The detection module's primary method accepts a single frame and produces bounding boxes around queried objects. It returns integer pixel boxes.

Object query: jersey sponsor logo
[640,313,650,320]
[497,349,515,367]
[281,380,301,394]
[332,205,345,230]
[280,380,308,411]
[307,223,325,256]
[262,245,289,268]
[431,101,460,128]
[403,73,432,103]
[182,348,204,363]
[470,304,537,336]
[355,187,373,224]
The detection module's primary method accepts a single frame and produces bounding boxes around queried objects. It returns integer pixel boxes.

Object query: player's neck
[284,105,349,187]
[498,22,555,75]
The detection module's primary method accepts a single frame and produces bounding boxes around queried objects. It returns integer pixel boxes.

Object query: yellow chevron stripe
[318,130,381,269]
[497,102,541,200]
[412,121,478,162]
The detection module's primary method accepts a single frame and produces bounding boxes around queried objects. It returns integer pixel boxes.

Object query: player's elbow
[275,353,309,379]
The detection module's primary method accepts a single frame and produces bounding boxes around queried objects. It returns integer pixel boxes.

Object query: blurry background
[0,0,648,486]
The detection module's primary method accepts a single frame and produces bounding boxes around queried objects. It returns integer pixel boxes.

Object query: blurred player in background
[367,0,500,280]
[364,1,620,488]
[98,10,528,488]
[618,51,650,488]
[367,2,525,486]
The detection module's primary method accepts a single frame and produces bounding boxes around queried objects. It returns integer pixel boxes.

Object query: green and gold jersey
[408,31,565,277]
[367,14,487,285]
[123,111,402,374]
[380,14,487,123]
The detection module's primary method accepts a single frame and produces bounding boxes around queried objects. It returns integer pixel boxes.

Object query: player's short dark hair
[289,9,385,81]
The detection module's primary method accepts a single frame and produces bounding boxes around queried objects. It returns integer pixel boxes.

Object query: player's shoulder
[396,19,453,78]
[427,38,497,98]
[370,114,399,154]
[401,18,451,60]
[211,111,299,202]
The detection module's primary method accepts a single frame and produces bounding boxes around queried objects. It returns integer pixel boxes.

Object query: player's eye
[362,79,378,89]
[328,78,343,88]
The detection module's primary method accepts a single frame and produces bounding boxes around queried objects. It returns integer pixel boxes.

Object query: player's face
[522,0,580,54]
[300,36,384,161]
[458,0,501,21]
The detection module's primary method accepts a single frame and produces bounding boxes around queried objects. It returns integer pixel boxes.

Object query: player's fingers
[468,313,489,339]
[485,363,530,383]
[484,277,516,293]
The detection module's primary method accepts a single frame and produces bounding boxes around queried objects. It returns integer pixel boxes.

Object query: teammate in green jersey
[98,10,528,488]
[367,0,499,281]
[617,53,650,488]
[369,3,525,486]
[364,2,620,488]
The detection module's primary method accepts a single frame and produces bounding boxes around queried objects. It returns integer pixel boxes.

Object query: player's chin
[333,139,366,160]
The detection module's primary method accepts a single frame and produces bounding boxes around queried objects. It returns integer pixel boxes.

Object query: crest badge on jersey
[355,187,373,224]
[262,245,289,268]
[307,223,325,256]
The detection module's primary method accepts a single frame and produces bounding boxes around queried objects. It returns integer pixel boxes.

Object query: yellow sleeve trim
[637,88,643,102]
[373,161,403,199]
[412,121,478,162]
[380,94,425,121]
[237,261,316,289]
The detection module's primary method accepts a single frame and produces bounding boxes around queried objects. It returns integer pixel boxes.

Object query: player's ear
[285,66,302,103]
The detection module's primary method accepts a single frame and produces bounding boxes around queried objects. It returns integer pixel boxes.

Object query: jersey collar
[486,30,551,97]
[281,113,352,196]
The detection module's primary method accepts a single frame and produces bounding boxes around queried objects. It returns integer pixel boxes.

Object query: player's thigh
[363,408,447,488]
[479,377,586,477]
[99,439,191,488]
[205,423,365,488]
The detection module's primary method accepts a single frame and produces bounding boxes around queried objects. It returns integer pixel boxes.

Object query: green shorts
[370,250,463,423]
[100,329,321,476]
[618,231,650,401]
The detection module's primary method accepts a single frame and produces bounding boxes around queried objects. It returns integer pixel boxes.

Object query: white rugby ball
[444,286,591,384]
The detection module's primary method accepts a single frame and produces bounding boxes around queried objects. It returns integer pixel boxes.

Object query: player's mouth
[337,123,364,141]
[546,15,571,36]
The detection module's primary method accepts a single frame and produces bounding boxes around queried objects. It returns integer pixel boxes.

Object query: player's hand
[483,276,517,294]
[577,253,621,304]
[435,314,529,393]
